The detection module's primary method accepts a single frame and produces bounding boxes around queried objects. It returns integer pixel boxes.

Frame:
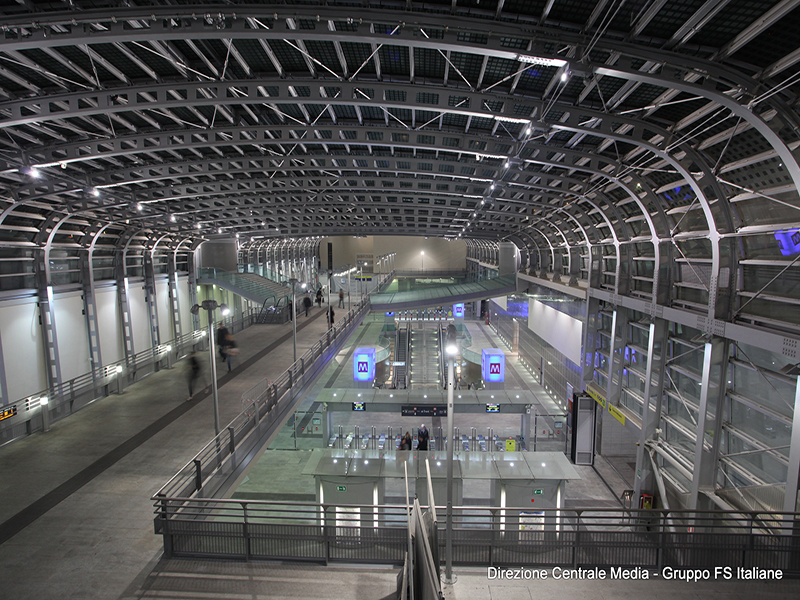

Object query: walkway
[0,304,332,600]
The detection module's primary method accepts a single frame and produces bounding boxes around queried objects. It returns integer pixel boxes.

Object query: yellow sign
[586,387,606,409]
[607,404,626,426]
[505,439,516,452]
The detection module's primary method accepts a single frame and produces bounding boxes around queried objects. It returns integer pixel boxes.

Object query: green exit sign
[532,489,543,495]
[336,485,347,492]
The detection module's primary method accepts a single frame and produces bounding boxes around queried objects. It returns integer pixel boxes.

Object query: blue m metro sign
[357,361,368,373]
[489,362,501,374]
[353,348,376,382]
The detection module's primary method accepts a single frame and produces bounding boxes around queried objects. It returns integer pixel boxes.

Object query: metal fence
[0,307,262,447]
[152,498,800,574]
[157,297,371,502]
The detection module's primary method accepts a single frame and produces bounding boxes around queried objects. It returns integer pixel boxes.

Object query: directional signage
[481,348,505,382]
[453,303,465,318]
[336,485,347,492]
[532,489,543,496]
[401,405,447,417]
[353,347,376,382]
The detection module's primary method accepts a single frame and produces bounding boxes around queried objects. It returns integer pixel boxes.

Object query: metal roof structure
[0,0,798,330]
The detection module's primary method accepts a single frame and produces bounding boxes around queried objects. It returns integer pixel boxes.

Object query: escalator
[409,326,441,388]
[393,325,409,389]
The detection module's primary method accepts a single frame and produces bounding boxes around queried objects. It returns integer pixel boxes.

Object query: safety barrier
[151,499,800,575]
[0,307,262,446]
[156,298,371,502]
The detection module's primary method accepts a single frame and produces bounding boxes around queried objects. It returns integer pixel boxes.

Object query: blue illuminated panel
[353,347,376,382]
[481,348,505,383]
[774,229,800,256]
[453,303,465,318]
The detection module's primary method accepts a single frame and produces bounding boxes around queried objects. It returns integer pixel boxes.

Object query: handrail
[156,297,371,500]
[0,307,262,445]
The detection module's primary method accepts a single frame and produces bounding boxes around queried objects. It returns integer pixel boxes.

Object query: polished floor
[0,306,797,600]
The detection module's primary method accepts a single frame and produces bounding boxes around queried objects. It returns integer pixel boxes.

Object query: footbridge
[369,274,517,311]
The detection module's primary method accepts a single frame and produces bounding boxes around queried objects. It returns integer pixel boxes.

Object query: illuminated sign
[453,303,465,318]
[0,404,16,422]
[401,405,447,417]
[486,403,500,413]
[481,349,505,382]
[353,347,376,382]
[774,229,800,256]
[352,402,366,411]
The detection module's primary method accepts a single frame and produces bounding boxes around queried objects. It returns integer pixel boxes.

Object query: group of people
[300,287,339,327]
[399,424,430,451]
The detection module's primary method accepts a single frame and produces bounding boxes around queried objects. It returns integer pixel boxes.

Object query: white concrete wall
[52,291,92,382]
[128,280,151,354]
[319,236,466,271]
[178,275,193,333]
[0,298,47,401]
[527,299,583,366]
[155,279,171,341]
[96,287,124,365]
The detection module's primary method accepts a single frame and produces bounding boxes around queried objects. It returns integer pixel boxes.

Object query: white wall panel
[155,279,171,341]
[177,275,193,334]
[0,299,47,401]
[129,282,151,353]
[52,292,91,382]
[96,287,123,365]
[528,299,583,366]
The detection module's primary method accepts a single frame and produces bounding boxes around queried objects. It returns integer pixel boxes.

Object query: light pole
[444,323,458,585]
[359,263,363,299]
[289,278,298,363]
[346,264,351,311]
[327,269,332,327]
[191,299,231,436]
[421,251,424,272]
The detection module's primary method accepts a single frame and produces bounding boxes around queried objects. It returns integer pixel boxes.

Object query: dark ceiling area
[0,0,796,255]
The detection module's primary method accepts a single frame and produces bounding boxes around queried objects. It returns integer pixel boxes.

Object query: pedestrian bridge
[369,274,516,311]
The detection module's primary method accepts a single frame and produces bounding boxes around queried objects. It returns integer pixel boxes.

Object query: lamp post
[444,323,458,585]
[421,251,424,272]
[346,264,351,311]
[289,278,298,363]
[327,270,332,327]
[190,299,231,436]
[359,263,363,300]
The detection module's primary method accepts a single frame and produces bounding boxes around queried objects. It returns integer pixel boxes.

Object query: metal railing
[155,298,371,502]
[151,498,800,574]
[0,307,262,447]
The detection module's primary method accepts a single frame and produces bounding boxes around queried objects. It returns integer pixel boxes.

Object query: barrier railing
[155,298,371,502]
[0,307,262,447]
[151,498,800,574]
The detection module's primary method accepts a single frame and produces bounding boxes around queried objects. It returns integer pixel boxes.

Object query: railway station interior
[0,1,800,599]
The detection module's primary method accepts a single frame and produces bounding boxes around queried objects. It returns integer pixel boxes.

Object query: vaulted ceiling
[0,0,797,252]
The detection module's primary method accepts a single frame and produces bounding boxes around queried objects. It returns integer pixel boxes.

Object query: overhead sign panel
[481,348,505,383]
[353,347,376,382]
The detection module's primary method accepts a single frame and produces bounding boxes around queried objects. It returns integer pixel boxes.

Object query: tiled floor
[2,310,796,600]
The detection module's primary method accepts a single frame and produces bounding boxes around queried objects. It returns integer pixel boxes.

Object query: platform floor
[1,309,797,600]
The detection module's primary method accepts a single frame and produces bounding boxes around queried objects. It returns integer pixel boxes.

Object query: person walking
[327,306,335,327]
[399,432,411,451]
[316,288,323,308]
[338,288,345,308]
[187,352,201,400]
[303,293,312,317]
[417,424,430,451]
[216,323,229,361]
[223,333,239,372]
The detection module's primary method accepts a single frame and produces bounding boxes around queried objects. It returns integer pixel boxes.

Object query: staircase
[197,269,293,323]
[410,326,441,388]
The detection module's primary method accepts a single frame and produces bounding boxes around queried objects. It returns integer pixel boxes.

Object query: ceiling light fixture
[516,55,567,67]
